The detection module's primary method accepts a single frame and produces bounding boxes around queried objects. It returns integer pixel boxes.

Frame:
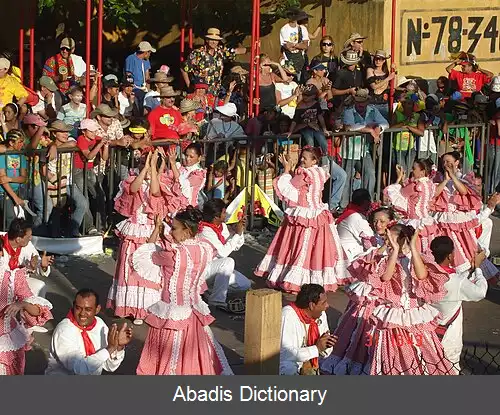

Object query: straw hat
[147,71,174,84]
[340,50,361,66]
[343,32,367,49]
[373,50,391,60]
[90,104,119,118]
[395,76,412,89]
[230,65,249,75]
[179,99,201,114]
[354,88,371,102]
[138,41,156,53]
[49,120,73,132]
[205,28,224,41]
[158,86,181,98]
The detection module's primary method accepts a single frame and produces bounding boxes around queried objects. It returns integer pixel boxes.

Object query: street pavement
[24,220,500,375]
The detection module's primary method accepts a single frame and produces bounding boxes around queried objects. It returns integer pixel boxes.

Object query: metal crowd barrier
[0,123,492,236]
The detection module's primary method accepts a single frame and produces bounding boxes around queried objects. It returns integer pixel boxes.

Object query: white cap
[138,41,156,53]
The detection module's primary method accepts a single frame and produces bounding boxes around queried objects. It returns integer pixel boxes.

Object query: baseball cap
[0,58,10,70]
[104,79,119,88]
[80,118,100,132]
[138,41,156,53]
[60,37,76,49]
[24,114,47,127]
[103,74,118,83]
[39,76,58,92]
[311,62,327,71]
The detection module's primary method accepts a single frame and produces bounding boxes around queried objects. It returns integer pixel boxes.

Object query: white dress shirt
[200,223,244,258]
[337,213,374,261]
[45,316,125,375]
[280,305,331,375]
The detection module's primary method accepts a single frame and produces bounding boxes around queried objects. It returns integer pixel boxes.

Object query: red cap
[194,83,209,90]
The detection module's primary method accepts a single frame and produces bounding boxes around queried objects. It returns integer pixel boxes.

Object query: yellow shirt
[0,74,28,109]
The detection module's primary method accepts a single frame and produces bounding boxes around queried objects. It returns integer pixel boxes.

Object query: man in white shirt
[430,237,488,371]
[336,189,374,261]
[280,9,311,81]
[32,76,62,119]
[46,288,132,375]
[199,199,252,311]
[280,284,336,375]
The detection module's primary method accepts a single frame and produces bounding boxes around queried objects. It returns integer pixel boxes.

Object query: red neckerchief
[66,309,97,357]
[475,225,483,239]
[441,265,455,274]
[336,203,366,225]
[290,303,320,368]
[2,234,22,270]
[199,221,226,244]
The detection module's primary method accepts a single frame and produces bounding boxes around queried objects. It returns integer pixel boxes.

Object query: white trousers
[441,307,463,372]
[204,258,251,304]
[478,217,493,256]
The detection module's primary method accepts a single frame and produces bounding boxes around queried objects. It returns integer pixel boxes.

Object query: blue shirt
[124,53,151,88]
[343,105,389,130]
[0,154,27,192]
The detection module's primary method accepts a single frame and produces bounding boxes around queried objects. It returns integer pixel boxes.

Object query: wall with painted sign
[387,0,500,78]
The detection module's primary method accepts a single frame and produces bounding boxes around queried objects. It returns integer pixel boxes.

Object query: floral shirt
[183,46,236,95]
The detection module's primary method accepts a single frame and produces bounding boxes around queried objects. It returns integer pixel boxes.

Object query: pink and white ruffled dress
[357,251,456,375]
[385,177,439,252]
[255,165,349,293]
[133,237,233,375]
[0,267,53,375]
[107,172,183,319]
[432,178,482,274]
[178,163,207,208]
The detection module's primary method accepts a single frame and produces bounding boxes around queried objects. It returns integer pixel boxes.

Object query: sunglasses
[374,56,386,60]
[60,47,71,51]
[321,42,333,46]
[354,40,364,44]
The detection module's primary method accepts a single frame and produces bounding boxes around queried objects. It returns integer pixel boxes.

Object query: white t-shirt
[274,81,298,119]
[279,23,310,57]
[32,91,56,115]
[118,93,134,117]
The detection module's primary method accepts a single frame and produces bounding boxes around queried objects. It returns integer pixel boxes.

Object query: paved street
[25,220,500,375]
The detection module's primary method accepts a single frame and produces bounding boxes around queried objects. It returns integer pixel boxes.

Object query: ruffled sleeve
[384,183,409,214]
[132,241,176,284]
[273,168,308,206]
[145,173,189,218]
[14,270,53,328]
[451,183,482,212]
[411,255,450,304]
[114,174,145,218]
[179,167,207,207]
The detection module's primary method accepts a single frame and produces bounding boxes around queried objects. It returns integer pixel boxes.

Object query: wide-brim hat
[287,9,312,21]
[90,103,119,118]
[354,88,371,102]
[395,76,412,89]
[159,86,181,97]
[230,65,249,75]
[373,49,391,60]
[343,32,367,49]
[49,120,73,132]
[179,99,201,114]
[340,50,361,66]
[282,61,297,75]
[147,71,174,84]
[215,103,238,118]
[205,28,224,41]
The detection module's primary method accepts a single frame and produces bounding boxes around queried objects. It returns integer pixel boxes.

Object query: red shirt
[147,106,182,139]
[74,135,102,169]
[449,69,491,99]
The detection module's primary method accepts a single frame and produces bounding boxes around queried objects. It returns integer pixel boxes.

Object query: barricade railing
[0,123,492,236]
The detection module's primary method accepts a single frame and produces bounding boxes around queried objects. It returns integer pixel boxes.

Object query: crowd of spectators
[0,7,499,237]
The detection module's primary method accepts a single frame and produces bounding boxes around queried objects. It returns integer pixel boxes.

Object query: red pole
[97,0,104,105]
[248,0,257,117]
[254,0,261,116]
[389,0,397,116]
[85,0,91,117]
[19,8,25,84]
[321,0,327,37]
[180,0,186,63]
[188,0,193,50]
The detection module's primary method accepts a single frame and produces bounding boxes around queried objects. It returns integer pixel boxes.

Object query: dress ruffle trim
[285,208,333,227]
[370,303,440,330]
[385,184,408,213]
[145,300,214,328]
[115,220,155,240]
[0,324,31,353]
[132,243,164,284]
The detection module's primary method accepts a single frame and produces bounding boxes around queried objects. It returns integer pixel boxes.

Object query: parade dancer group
[97,144,497,375]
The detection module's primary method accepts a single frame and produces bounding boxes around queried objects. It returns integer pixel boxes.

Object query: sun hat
[230,65,249,75]
[0,58,10,70]
[138,41,156,53]
[373,50,391,59]
[343,32,367,49]
[24,114,47,127]
[179,99,201,114]
[49,120,73,132]
[39,76,58,92]
[287,9,312,21]
[158,86,181,97]
[395,76,411,89]
[60,37,76,49]
[491,76,500,93]
[215,103,238,118]
[340,50,361,66]
[80,118,100,132]
[90,103,119,118]
[354,88,370,102]
[205,28,224,41]
[147,71,174,84]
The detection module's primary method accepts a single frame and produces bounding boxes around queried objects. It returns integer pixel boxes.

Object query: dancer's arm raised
[410,229,428,280]
[130,152,151,194]
[381,230,399,282]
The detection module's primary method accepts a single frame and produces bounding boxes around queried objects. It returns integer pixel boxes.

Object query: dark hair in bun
[390,223,415,243]
[368,206,395,225]
[175,206,203,236]
[413,158,433,176]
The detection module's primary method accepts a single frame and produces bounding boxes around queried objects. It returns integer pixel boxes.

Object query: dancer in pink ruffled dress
[255,146,348,293]
[385,159,439,252]
[107,150,183,325]
[133,207,233,375]
[322,207,396,375]
[356,225,455,375]
[0,237,53,374]
[176,143,207,208]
